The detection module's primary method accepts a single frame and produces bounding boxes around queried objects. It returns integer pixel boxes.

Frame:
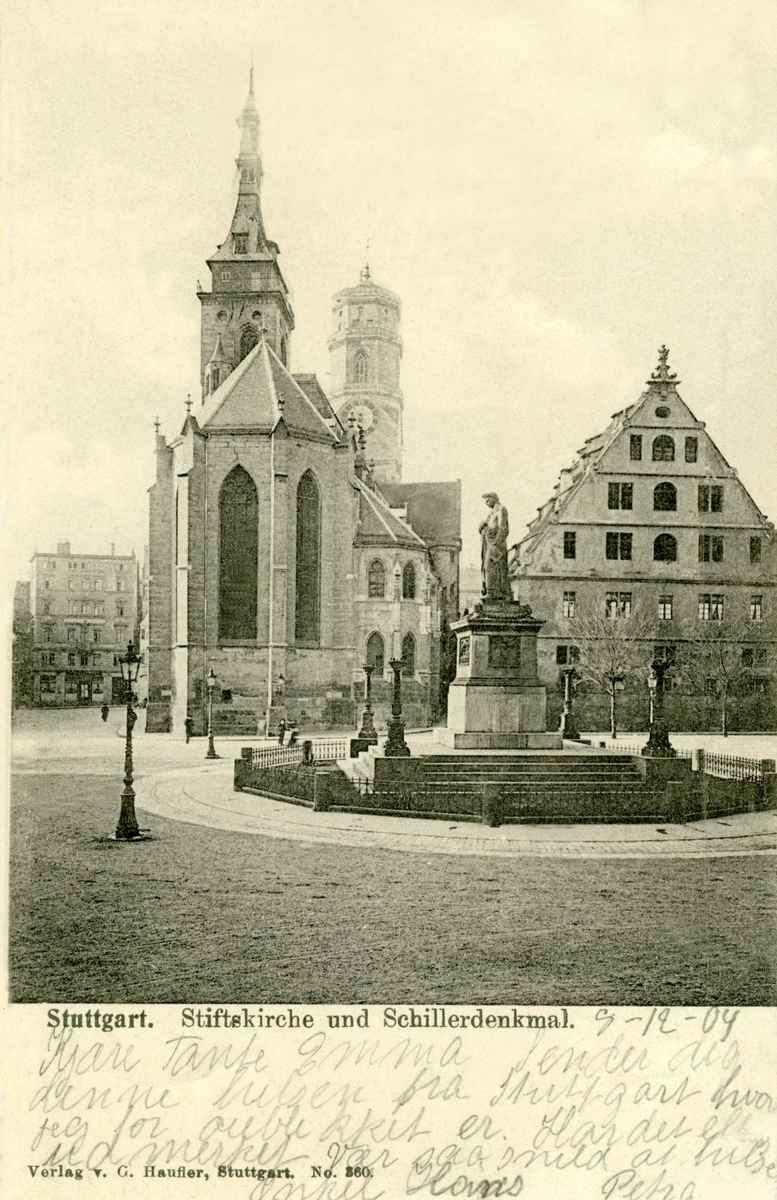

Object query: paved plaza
[8,708,777,1005]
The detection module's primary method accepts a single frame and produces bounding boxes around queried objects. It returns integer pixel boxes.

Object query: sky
[2,0,776,591]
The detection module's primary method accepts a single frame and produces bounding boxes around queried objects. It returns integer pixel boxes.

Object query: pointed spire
[208,332,228,365]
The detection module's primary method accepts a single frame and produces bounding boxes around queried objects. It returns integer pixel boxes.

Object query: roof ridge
[267,343,337,440]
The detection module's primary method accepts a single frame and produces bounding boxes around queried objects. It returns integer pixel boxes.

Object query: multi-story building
[512,348,776,731]
[28,541,138,707]
[12,581,33,707]
[146,78,460,736]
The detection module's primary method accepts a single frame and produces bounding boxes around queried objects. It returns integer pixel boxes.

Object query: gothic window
[355,351,368,386]
[280,335,288,367]
[654,533,678,562]
[366,632,385,675]
[401,632,416,676]
[368,560,386,598]
[239,325,259,362]
[295,471,321,645]
[211,367,220,390]
[218,466,258,641]
[402,562,416,599]
[654,481,677,511]
[652,435,675,462]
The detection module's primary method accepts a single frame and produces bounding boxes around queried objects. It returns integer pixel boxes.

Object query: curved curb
[134,764,777,860]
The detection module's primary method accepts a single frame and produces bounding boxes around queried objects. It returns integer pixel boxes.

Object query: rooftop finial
[360,241,371,284]
[249,52,254,97]
[650,345,678,384]
[185,394,192,414]
[154,417,160,435]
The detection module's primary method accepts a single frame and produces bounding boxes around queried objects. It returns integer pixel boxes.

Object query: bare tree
[677,615,776,737]
[563,600,655,738]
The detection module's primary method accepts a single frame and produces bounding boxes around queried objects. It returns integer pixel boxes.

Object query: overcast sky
[2,0,775,590]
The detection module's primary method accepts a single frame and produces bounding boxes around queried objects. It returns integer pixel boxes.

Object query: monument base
[435,727,563,750]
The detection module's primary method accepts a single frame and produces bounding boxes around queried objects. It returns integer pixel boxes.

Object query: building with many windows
[512,348,776,730]
[22,541,138,706]
[146,78,460,736]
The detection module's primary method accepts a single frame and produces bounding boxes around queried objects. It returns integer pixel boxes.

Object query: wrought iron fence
[250,737,349,768]
[243,765,317,804]
[702,752,764,783]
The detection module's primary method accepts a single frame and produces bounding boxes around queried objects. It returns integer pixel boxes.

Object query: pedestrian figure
[184,716,193,744]
[277,718,286,746]
[101,703,110,722]
[288,726,298,747]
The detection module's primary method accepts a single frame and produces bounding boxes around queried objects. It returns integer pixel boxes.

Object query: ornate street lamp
[115,641,143,840]
[643,658,676,758]
[384,657,411,757]
[205,667,220,759]
[358,662,378,745]
[558,665,581,741]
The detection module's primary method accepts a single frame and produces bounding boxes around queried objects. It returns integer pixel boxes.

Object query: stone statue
[479,492,512,602]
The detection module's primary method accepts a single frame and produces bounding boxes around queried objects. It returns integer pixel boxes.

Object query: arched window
[401,632,416,677]
[355,350,368,386]
[368,559,386,598]
[652,435,675,462]
[295,471,321,645]
[219,466,258,640]
[653,481,677,511]
[239,325,259,362]
[280,335,288,367]
[366,632,385,675]
[402,561,416,599]
[654,533,678,563]
[211,367,220,390]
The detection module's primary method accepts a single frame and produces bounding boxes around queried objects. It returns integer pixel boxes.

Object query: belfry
[146,78,461,736]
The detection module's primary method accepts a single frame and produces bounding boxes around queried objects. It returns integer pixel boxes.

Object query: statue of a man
[479,492,512,601]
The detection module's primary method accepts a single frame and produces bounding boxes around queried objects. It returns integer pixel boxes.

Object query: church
[146,77,461,736]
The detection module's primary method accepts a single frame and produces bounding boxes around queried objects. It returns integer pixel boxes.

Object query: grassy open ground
[10,773,776,1005]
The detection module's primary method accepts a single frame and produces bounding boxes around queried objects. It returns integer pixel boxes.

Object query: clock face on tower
[349,404,374,430]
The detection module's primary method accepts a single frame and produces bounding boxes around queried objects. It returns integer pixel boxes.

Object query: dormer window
[234,233,248,254]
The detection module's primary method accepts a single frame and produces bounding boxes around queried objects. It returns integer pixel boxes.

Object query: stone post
[358,664,378,744]
[482,782,503,828]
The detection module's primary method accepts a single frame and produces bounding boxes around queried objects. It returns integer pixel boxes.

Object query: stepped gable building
[146,78,460,736]
[511,347,776,731]
[23,542,138,707]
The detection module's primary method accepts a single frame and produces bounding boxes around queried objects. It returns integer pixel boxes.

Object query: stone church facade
[512,348,777,731]
[146,78,460,736]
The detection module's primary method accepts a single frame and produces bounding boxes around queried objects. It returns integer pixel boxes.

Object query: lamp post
[384,657,411,757]
[643,658,676,757]
[115,641,142,840]
[558,666,580,740]
[358,663,378,744]
[205,667,220,759]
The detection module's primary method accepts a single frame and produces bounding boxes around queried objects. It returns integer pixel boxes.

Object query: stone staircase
[368,753,669,823]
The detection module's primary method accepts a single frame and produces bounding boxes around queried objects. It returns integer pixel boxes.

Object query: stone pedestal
[437,600,562,750]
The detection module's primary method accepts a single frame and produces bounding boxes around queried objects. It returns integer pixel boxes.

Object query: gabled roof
[199,338,339,443]
[380,481,462,546]
[517,346,773,562]
[354,478,426,549]
[293,373,342,428]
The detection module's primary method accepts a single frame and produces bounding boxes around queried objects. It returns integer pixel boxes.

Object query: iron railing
[702,752,764,783]
[250,737,349,768]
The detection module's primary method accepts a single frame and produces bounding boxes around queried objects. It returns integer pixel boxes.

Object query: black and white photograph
[2,2,777,1196]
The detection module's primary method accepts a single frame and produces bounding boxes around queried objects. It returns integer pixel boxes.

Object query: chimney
[57,541,70,556]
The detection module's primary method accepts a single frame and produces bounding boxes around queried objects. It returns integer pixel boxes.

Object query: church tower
[198,73,294,401]
[328,264,403,482]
